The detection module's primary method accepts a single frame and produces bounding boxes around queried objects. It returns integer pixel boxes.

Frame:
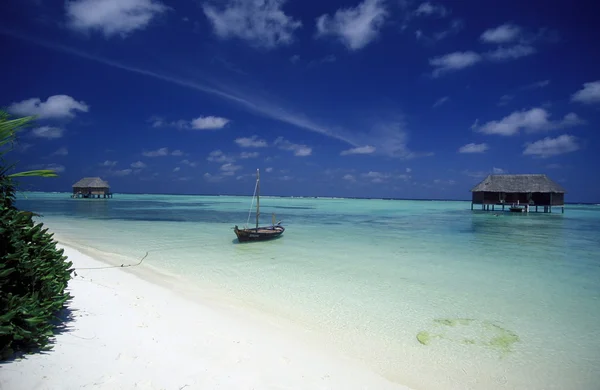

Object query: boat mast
[255,168,260,230]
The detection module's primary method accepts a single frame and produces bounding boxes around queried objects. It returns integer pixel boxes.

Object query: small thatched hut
[72,177,112,198]
[470,174,565,213]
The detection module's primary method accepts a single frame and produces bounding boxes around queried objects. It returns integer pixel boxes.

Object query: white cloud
[307,55,337,67]
[148,116,168,128]
[131,161,146,168]
[485,44,536,61]
[235,135,268,148]
[240,151,259,159]
[433,96,449,108]
[571,80,600,105]
[29,163,66,173]
[191,116,230,130]
[220,163,242,175]
[414,2,447,17]
[414,19,462,43]
[274,137,312,156]
[340,145,376,155]
[356,121,431,159]
[48,164,66,173]
[8,95,89,119]
[203,0,301,49]
[102,160,117,167]
[361,171,390,183]
[173,167,180,172]
[142,147,169,157]
[171,149,184,156]
[523,134,580,158]
[475,108,585,136]
[406,168,412,173]
[462,168,506,178]
[429,51,481,77]
[433,19,463,40]
[31,126,64,139]
[498,94,513,106]
[111,168,133,177]
[265,167,273,173]
[522,80,550,90]
[315,0,388,50]
[429,24,545,76]
[203,172,223,182]
[480,24,522,43]
[181,159,198,167]
[207,150,235,163]
[52,147,69,156]
[151,115,229,130]
[65,0,168,38]
[343,174,356,182]
[458,143,489,153]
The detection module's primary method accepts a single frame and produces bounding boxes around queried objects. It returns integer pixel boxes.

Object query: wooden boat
[233,169,285,243]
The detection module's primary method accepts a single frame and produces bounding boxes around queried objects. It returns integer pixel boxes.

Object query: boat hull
[234,225,285,242]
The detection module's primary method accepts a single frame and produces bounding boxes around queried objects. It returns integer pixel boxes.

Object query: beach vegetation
[0,110,73,360]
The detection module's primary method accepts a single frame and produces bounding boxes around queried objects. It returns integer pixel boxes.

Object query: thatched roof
[72,177,110,188]
[471,174,566,193]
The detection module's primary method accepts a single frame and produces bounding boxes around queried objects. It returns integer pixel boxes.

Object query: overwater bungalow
[470,174,565,213]
[72,177,113,199]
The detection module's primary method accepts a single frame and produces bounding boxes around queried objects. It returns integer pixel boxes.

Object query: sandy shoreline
[0,244,411,390]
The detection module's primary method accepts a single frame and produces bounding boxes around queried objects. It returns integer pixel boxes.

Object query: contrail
[1,28,358,147]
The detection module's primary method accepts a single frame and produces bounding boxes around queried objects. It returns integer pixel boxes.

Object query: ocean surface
[16,192,600,390]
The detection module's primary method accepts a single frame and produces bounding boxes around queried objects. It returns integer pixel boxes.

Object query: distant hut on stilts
[470,174,566,213]
[71,177,113,199]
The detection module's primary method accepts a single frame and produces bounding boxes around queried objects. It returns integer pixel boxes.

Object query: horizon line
[17,191,600,204]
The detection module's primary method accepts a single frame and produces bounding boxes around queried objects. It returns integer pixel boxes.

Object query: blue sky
[1,0,599,202]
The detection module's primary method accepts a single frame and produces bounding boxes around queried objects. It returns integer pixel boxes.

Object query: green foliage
[0,110,73,359]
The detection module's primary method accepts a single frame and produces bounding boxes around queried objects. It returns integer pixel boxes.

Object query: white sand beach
[0,245,411,390]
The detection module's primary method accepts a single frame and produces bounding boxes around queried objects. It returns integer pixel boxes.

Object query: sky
[1,0,599,202]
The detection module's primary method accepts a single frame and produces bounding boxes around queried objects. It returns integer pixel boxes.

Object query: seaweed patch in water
[416,331,432,345]
[416,318,519,356]
[433,318,474,327]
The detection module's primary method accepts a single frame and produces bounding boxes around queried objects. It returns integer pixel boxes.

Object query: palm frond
[0,112,35,151]
[9,170,58,179]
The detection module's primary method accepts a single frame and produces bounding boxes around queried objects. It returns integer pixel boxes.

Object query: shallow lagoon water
[17,192,600,390]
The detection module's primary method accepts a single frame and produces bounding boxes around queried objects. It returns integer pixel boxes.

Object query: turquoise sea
[16,192,600,390]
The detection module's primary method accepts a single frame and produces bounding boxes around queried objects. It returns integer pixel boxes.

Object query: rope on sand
[72,251,148,271]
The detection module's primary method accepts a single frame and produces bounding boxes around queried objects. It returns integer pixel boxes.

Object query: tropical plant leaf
[9,170,58,178]
[0,112,35,152]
